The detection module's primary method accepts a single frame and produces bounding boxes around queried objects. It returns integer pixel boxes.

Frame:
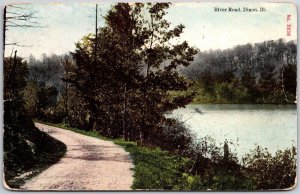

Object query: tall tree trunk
[106,114,110,137]
[189,154,201,175]
[3,6,6,58]
[94,4,98,61]
[63,58,69,123]
[281,65,289,102]
[88,100,97,130]
[139,130,143,146]
[8,50,18,98]
[122,83,127,139]
[88,115,95,130]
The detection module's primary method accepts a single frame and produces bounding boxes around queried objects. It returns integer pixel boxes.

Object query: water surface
[170,104,297,158]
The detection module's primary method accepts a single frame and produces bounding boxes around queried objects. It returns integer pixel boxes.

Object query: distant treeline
[27,54,65,93]
[181,39,296,104]
[23,54,66,119]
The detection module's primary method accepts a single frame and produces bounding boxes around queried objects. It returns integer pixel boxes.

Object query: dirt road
[21,123,134,191]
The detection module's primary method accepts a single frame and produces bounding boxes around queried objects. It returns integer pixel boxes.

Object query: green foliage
[25,54,70,123]
[3,55,66,189]
[27,54,66,94]
[118,138,256,191]
[23,80,61,122]
[181,39,297,104]
[283,64,297,96]
[37,84,58,109]
[4,55,29,101]
[23,80,39,117]
[242,146,297,190]
[115,140,191,190]
[154,119,193,154]
[62,3,197,147]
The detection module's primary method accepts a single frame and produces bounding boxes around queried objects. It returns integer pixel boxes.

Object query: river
[170,104,297,159]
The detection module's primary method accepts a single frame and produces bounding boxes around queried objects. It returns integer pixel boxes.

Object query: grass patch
[113,139,193,190]
[35,120,110,140]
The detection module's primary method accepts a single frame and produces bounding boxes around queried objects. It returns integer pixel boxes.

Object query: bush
[242,146,296,190]
[147,119,193,155]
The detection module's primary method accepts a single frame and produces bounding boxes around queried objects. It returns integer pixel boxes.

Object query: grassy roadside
[37,121,202,190]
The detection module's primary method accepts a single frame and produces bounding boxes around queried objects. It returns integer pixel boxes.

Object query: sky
[4,2,297,59]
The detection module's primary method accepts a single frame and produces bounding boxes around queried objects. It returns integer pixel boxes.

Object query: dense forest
[179,39,297,104]
[4,3,296,190]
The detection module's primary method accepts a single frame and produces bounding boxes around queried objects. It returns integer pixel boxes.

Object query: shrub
[147,118,193,155]
[242,146,296,190]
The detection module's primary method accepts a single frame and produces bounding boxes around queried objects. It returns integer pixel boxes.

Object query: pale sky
[4,2,297,59]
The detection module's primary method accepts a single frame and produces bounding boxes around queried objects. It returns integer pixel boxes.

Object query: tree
[23,80,39,117]
[63,3,197,149]
[282,64,296,102]
[3,5,42,56]
[4,51,28,103]
[37,84,58,111]
[131,3,197,143]
[103,3,198,143]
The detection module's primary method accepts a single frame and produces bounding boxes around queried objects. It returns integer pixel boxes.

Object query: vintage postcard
[3,1,297,191]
